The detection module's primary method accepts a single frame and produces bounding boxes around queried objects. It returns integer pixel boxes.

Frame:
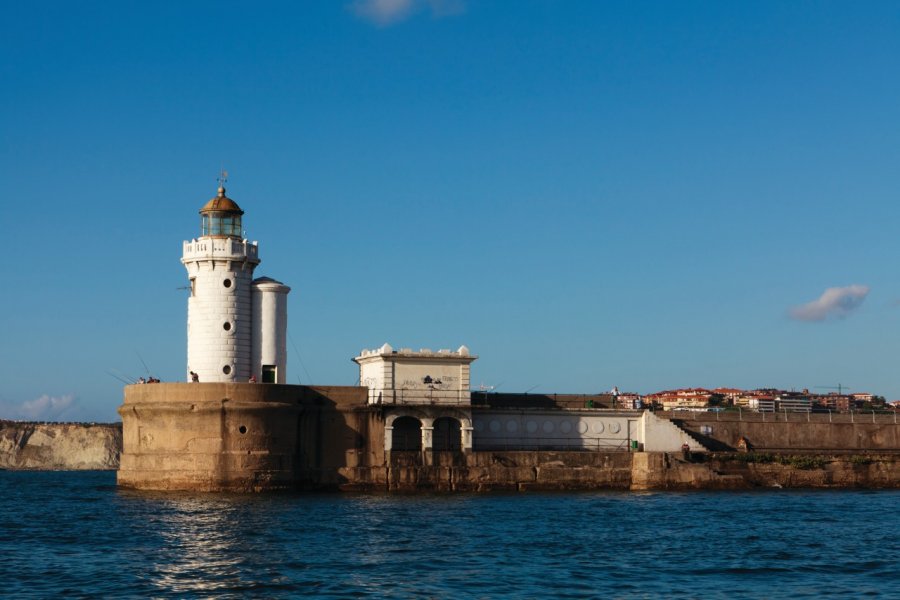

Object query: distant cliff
[0,420,121,470]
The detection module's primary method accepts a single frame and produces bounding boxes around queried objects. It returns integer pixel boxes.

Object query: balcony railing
[182,239,259,261]
[662,409,900,424]
[367,388,473,406]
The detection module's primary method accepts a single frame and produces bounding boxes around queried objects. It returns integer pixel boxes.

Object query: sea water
[1,471,898,598]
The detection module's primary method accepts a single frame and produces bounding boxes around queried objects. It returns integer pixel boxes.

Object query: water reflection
[1,477,882,598]
[150,498,244,594]
[117,492,293,596]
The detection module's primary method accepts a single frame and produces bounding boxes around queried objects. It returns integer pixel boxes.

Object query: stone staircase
[670,420,711,451]
[641,411,708,452]
[666,418,732,451]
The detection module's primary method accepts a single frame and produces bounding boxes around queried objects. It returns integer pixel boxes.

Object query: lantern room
[199,186,244,237]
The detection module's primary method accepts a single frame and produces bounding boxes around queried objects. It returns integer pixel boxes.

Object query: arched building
[353,343,477,452]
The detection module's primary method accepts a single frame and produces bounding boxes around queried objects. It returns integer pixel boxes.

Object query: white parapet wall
[469,410,706,452]
[473,410,640,451]
[638,411,707,452]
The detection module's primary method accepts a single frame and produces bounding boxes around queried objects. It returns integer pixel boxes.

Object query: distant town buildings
[644,388,716,411]
[614,393,643,410]
[633,387,891,414]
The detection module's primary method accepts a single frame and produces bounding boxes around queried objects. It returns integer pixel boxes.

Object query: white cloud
[349,0,465,26]
[0,394,78,421]
[789,285,870,322]
[426,0,466,17]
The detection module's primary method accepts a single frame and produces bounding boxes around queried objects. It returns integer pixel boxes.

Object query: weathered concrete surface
[706,454,900,488]
[117,383,376,492]
[373,451,635,492]
[0,420,121,470]
[669,414,900,451]
[358,451,900,492]
[629,451,739,490]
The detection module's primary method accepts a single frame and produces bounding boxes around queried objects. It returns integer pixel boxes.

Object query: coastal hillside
[0,421,121,470]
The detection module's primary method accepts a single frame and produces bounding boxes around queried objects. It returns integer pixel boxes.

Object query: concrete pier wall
[667,413,900,452]
[366,451,900,492]
[117,383,375,491]
[114,384,900,491]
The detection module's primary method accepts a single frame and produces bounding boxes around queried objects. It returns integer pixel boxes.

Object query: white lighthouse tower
[181,182,291,383]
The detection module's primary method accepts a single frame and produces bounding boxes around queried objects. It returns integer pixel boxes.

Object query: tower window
[223,322,232,331]
[262,365,277,383]
[223,279,232,288]
[190,278,196,297]
[223,365,232,375]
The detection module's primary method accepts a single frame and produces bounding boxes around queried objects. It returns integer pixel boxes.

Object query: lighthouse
[181,183,291,383]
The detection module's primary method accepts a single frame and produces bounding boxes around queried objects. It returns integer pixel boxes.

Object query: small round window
[223,279,232,288]
[238,425,247,435]
[222,365,232,375]
[223,322,232,331]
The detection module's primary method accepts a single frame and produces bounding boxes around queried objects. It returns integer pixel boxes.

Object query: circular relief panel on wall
[592,422,605,434]
[578,421,589,434]
[526,421,538,433]
[506,420,518,433]
[489,420,501,433]
[474,420,485,432]
[542,421,554,434]
[560,421,572,434]
[609,422,621,434]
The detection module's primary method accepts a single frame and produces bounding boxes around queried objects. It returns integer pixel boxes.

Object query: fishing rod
[110,368,137,384]
[135,351,152,377]
[106,370,132,385]
[288,330,312,384]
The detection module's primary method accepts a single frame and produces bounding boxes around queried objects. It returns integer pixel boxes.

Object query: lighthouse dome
[200,186,244,215]
[199,186,244,237]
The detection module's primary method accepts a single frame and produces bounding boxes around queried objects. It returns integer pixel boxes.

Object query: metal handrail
[474,436,632,452]
[368,388,642,410]
[368,388,473,406]
[662,410,899,425]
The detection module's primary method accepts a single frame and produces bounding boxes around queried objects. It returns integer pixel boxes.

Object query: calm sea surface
[1,471,898,599]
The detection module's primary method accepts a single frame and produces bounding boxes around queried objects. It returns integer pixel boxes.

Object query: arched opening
[392,416,422,451]
[433,417,462,451]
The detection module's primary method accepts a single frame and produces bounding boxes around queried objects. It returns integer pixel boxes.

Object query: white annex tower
[181,182,291,383]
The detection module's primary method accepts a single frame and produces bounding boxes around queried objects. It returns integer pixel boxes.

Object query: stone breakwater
[365,451,900,492]
[3,418,899,490]
[0,421,121,470]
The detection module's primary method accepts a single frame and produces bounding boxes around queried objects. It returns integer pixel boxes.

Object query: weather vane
[217,168,228,187]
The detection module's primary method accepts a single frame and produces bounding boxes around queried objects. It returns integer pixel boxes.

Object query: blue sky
[2,1,900,421]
